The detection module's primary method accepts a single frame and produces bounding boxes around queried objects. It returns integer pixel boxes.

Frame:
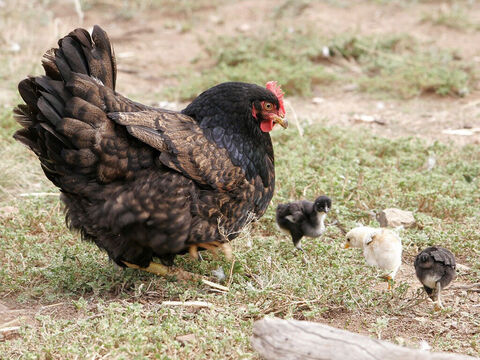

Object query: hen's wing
[109,111,246,191]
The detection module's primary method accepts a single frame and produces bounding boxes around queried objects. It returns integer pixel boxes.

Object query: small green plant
[328,34,475,98]
[421,4,479,31]
[369,316,391,339]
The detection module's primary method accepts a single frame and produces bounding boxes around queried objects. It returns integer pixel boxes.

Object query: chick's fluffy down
[364,229,402,275]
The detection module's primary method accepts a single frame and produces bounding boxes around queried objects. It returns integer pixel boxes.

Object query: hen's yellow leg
[123,261,229,292]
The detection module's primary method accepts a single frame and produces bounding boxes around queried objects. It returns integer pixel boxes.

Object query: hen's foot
[189,241,232,260]
[122,261,228,292]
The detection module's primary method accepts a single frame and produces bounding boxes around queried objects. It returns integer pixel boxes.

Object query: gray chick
[414,246,456,310]
[276,195,331,252]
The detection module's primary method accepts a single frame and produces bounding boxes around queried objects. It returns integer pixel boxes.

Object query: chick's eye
[263,102,273,110]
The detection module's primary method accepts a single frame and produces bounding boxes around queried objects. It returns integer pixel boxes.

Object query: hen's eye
[264,102,273,110]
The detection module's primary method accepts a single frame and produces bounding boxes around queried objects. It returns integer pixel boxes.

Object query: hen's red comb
[266,81,285,116]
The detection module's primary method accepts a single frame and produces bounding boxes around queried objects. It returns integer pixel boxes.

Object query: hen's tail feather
[13,26,117,189]
[14,25,149,192]
[42,26,116,90]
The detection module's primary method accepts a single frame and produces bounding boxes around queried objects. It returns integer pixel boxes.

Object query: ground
[0,0,479,359]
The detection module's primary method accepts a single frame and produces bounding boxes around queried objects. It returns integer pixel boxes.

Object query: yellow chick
[344,226,402,288]
[344,226,378,249]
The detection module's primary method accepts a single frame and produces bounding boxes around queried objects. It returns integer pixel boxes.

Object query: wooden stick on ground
[251,317,479,360]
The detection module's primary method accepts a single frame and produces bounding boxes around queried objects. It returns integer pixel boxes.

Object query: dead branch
[251,317,479,360]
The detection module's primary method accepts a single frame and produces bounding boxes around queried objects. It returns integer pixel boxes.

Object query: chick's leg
[294,240,304,253]
[434,282,444,310]
[292,232,304,253]
[293,238,309,264]
[379,274,395,290]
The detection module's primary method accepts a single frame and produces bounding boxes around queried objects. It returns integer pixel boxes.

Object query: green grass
[1,105,480,357]
[164,29,336,100]
[421,3,480,31]
[165,30,476,101]
[328,34,475,98]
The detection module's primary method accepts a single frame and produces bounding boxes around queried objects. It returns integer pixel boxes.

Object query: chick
[344,226,378,249]
[344,227,402,288]
[414,246,456,310]
[276,195,332,251]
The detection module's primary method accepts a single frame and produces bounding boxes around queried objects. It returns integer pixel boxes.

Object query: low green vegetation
[329,34,474,98]
[421,3,480,31]
[164,29,337,100]
[1,106,479,357]
[166,30,476,100]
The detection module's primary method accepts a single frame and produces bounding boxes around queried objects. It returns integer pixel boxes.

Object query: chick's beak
[273,114,288,129]
[344,243,350,249]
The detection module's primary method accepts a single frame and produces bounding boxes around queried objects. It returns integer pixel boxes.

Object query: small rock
[353,114,375,123]
[322,46,330,57]
[343,83,359,92]
[157,101,178,110]
[237,23,251,33]
[209,15,222,25]
[377,208,415,228]
[312,97,325,104]
[8,42,20,53]
[442,128,480,136]
[176,333,196,345]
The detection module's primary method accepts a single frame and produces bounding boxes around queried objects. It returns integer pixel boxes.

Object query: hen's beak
[273,114,288,129]
[344,243,350,249]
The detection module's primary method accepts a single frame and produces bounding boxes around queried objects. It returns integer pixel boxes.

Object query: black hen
[276,196,332,251]
[13,26,288,276]
[414,246,456,309]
